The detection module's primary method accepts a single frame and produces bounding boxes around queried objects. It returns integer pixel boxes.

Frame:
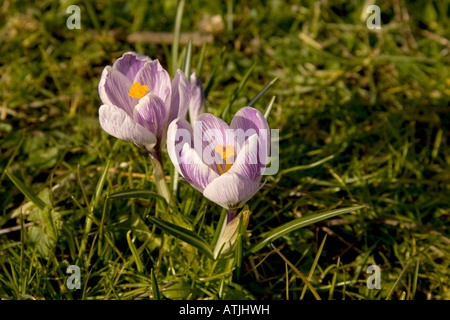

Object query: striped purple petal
[167,118,219,192]
[133,60,171,105]
[98,66,138,116]
[193,113,237,175]
[112,51,152,83]
[178,144,220,192]
[167,70,190,126]
[132,93,166,139]
[167,118,193,173]
[228,133,260,182]
[189,72,204,124]
[230,106,270,175]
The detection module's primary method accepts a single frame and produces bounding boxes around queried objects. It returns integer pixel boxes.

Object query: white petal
[99,104,156,152]
[202,171,260,210]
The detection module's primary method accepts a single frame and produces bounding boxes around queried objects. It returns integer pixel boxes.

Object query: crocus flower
[167,106,270,218]
[98,51,190,157]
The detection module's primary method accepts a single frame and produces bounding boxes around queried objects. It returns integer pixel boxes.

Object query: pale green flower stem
[150,152,171,204]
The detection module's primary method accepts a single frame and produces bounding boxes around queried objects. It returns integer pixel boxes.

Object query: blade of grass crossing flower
[151,269,161,300]
[171,0,185,76]
[300,234,327,299]
[147,216,214,260]
[5,170,47,211]
[127,230,144,273]
[247,205,365,255]
[248,77,278,108]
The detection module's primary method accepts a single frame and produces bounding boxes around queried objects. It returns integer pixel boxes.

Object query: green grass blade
[248,77,278,107]
[235,233,243,281]
[300,234,327,299]
[171,0,185,75]
[5,170,47,211]
[182,38,193,78]
[108,189,165,202]
[386,261,411,300]
[210,208,227,249]
[147,216,214,260]
[271,243,321,300]
[151,269,160,300]
[78,160,110,261]
[196,42,207,78]
[126,230,144,273]
[83,0,101,31]
[264,95,276,119]
[329,257,340,299]
[278,154,336,176]
[247,205,365,255]
[412,260,420,299]
[90,159,110,213]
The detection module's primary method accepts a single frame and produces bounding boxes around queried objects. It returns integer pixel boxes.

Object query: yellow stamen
[128,82,149,99]
[214,144,235,175]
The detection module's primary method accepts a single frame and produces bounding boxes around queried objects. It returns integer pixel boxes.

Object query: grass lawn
[0,0,449,300]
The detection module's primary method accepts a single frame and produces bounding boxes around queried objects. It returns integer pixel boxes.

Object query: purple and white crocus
[98,51,194,159]
[167,106,270,218]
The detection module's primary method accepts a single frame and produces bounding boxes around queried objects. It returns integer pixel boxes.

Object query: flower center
[128,82,149,99]
[214,144,236,175]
